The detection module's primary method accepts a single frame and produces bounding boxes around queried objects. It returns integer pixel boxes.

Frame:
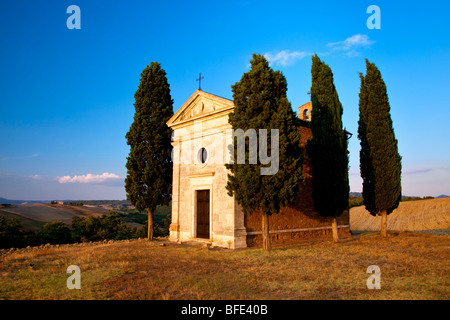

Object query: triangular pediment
[166,90,235,128]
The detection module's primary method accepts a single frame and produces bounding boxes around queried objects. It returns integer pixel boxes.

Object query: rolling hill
[350,197,450,232]
[0,203,110,230]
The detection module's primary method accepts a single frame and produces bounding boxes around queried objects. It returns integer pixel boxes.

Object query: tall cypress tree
[307,54,349,242]
[358,59,402,237]
[226,54,303,250]
[125,62,174,240]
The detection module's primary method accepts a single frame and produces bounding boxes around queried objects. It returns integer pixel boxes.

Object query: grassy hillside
[350,197,450,232]
[0,232,448,300]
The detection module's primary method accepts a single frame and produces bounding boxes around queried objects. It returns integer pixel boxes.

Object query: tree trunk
[148,209,154,240]
[262,214,271,251]
[331,216,339,243]
[380,210,387,238]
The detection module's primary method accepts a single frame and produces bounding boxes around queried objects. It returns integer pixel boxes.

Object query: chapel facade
[166,90,350,249]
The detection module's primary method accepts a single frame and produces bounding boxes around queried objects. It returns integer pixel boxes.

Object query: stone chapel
[166,90,350,249]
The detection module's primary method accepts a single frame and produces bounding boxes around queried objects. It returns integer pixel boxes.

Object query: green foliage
[126,206,171,238]
[358,59,402,216]
[135,225,147,239]
[225,53,304,217]
[119,209,148,224]
[0,216,24,248]
[71,213,134,243]
[125,62,174,213]
[0,208,174,249]
[307,54,349,218]
[39,221,72,245]
[154,209,171,237]
[0,216,40,248]
[132,213,171,239]
[349,196,364,208]
[63,201,84,206]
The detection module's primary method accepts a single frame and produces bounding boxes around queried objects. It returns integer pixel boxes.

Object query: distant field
[0,204,109,229]
[350,197,450,232]
[0,210,45,231]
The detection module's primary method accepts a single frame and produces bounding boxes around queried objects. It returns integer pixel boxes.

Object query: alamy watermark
[171,120,279,176]
[366,265,381,289]
[67,265,81,289]
[367,5,381,29]
[67,5,81,30]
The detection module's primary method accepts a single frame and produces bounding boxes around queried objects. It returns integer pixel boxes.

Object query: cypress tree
[125,62,174,240]
[358,59,402,237]
[226,54,304,250]
[307,54,349,242]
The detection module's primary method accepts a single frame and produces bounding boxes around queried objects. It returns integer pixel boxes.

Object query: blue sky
[0,0,449,200]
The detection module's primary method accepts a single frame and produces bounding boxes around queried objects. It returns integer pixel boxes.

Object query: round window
[198,147,208,164]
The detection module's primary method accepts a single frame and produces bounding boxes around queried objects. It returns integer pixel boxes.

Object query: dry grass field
[0,232,448,300]
[350,198,450,232]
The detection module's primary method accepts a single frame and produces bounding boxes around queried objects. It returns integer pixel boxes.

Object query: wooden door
[196,190,210,239]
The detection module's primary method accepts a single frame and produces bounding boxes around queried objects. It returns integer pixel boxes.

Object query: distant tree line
[49,200,137,208]
[81,200,132,207]
[64,201,84,206]
[401,196,434,202]
[0,208,171,249]
[349,195,435,209]
[50,201,84,206]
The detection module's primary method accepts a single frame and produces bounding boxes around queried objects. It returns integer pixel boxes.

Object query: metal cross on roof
[196,73,204,91]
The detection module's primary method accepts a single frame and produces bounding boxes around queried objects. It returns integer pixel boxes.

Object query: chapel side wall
[245,125,350,246]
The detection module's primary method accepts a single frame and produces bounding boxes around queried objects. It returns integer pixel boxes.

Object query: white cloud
[326,34,375,57]
[29,174,43,180]
[263,34,374,66]
[264,50,310,66]
[57,172,120,184]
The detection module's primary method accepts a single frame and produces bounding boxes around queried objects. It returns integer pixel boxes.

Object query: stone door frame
[191,182,213,240]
